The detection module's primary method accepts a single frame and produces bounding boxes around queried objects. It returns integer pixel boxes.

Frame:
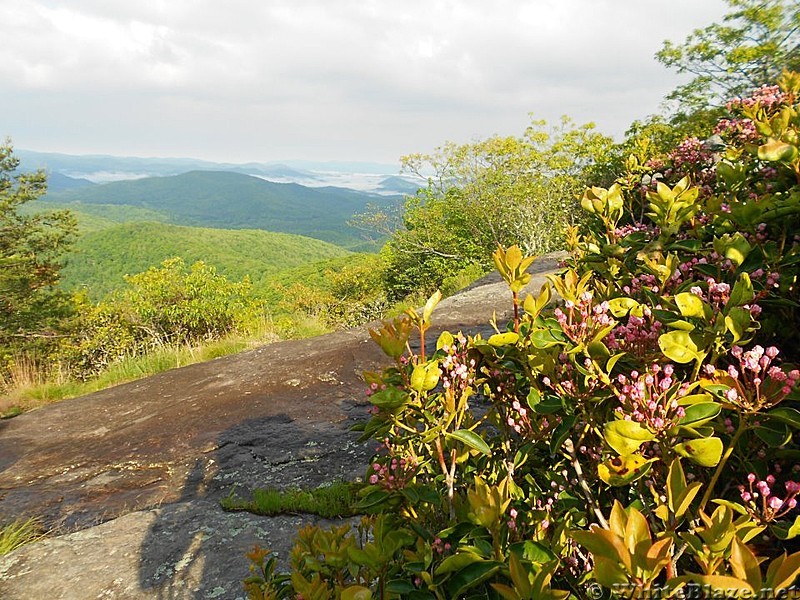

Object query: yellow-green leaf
[658,330,701,364]
[758,139,799,163]
[598,454,654,486]
[675,292,706,318]
[604,420,656,455]
[673,437,723,467]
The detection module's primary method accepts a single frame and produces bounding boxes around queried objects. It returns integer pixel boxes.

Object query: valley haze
[18,149,422,196]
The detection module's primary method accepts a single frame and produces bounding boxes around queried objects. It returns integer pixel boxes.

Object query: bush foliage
[246,72,800,599]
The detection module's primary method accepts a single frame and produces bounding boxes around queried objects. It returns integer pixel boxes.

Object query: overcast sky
[1,0,731,166]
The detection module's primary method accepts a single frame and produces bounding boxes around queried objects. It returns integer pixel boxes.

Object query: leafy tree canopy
[658,0,800,112]
[364,117,614,300]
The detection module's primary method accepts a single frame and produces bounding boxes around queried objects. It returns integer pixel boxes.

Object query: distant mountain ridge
[43,170,397,249]
[18,149,424,195]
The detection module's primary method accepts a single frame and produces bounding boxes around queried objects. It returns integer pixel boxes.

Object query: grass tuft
[0,518,44,556]
[221,481,363,519]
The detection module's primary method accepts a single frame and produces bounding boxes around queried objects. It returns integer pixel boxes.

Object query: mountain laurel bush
[246,71,800,599]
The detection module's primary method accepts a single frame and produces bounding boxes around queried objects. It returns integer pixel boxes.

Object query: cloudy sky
[1,0,730,166]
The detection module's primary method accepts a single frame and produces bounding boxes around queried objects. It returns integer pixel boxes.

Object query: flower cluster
[613,222,659,240]
[665,136,716,190]
[505,399,530,434]
[714,117,759,145]
[541,355,604,401]
[727,84,788,112]
[430,536,452,555]
[439,334,475,395]
[606,306,664,358]
[554,291,613,344]
[669,137,714,170]
[708,345,800,411]
[368,454,418,490]
[615,364,688,434]
[739,472,800,523]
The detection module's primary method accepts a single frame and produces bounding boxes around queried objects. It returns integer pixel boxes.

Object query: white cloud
[0,0,731,163]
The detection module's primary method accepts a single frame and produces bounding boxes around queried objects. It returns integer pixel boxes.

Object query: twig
[564,438,609,529]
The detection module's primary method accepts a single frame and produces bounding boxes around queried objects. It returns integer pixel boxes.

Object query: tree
[121,257,256,346]
[0,140,76,366]
[368,117,614,300]
[657,0,800,112]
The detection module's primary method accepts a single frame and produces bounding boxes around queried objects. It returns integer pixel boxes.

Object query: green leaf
[604,420,656,455]
[511,540,556,565]
[678,402,721,427]
[729,272,754,307]
[768,407,800,429]
[772,515,800,540]
[675,292,706,318]
[422,290,442,323]
[754,419,792,447]
[673,437,723,467]
[658,330,701,363]
[369,387,410,410]
[434,551,483,576]
[550,414,577,454]
[447,429,492,456]
[444,560,504,598]
[758,139,799,163]
[666,458,686,514]
[713,233,752,267]
[385,580,416,594]
[725,307,752,344]
[410,362,440,392]
[340,586,373,600]
[532,394,563,414]
[488,332,519,347]
[527,387,542,409]
[608,297,639,317]
[593,555,629,589]
[436,331,455,350]
[571,527,630,569]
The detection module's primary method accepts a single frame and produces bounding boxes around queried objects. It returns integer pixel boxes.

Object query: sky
[1,0,731,167]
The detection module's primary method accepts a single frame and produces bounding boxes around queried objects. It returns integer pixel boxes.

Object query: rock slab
[0,253,564,599]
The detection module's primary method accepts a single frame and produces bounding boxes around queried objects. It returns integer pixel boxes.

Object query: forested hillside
[44,170,396,249]
[60,221,352,299]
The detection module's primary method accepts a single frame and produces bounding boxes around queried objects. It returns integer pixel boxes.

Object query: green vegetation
[657,0,800,112]
[247,71,800,600]
[60,221,351,299]
[0,141,77,374]
[222,481,364,519]
[0,518,43,556]
[360,117,614,301]
[43,170,396,249]
[5,331,269,412]
[23,200,172,233]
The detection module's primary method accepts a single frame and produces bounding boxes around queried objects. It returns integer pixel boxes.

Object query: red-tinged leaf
[770,551,800,591]
[730,538,762,591]
[609,500,627,538]
[490,583,520,600]
[625,506,651,553]
[571,527,631,571]
[644,537,673,571]
[691,574,754,596]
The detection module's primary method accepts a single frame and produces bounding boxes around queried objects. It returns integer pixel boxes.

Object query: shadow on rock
[137,410,373,599]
